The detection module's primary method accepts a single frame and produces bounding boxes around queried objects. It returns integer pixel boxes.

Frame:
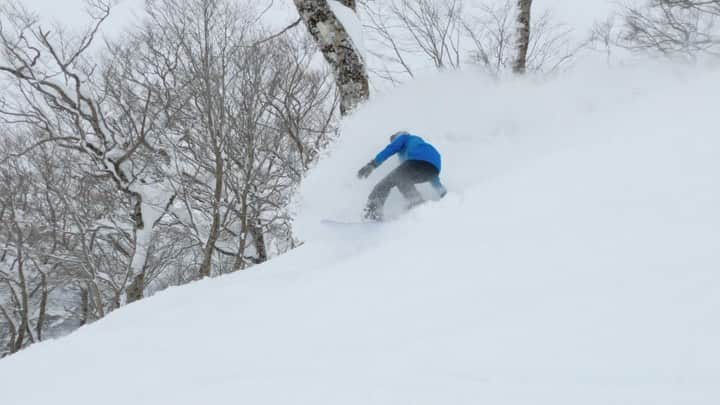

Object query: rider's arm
[373,134,409,166]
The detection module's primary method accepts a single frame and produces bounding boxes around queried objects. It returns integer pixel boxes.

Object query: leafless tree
[367,0,463,76]
[359,0,463,82]
[1,0,338,356]
[0,156,36,354]
[360,0,578,81]
[0,137,76,354]
[595,0,720,59]
[130,0,338,277]
[131,0,256,279]
[0,0,177,304]
[0,129,155,355]
[465,1,577,75]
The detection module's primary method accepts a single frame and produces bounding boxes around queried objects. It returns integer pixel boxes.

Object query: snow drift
[1,63,719,405]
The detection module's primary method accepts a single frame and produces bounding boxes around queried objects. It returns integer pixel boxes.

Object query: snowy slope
[1,63,720,404]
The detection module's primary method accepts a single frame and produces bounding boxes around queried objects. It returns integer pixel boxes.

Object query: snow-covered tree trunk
[293,0,369,115]
[513,0,533,74]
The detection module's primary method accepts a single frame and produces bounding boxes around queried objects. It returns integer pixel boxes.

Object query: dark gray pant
[364,160,439,220]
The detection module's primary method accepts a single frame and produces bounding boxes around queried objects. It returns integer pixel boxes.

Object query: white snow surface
[2,63,720,404]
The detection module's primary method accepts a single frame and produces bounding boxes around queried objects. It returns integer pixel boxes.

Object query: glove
[357,160,377,179]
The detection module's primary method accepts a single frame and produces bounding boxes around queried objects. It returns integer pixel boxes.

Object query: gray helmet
[390,130,408,142]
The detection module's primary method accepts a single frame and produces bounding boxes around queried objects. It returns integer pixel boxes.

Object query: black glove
[357,160,377,179]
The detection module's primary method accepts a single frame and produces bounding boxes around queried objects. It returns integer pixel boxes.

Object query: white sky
[542,0,619,29]
[17,0,144,38]
[18,0,297,33]
[20,0,619,33]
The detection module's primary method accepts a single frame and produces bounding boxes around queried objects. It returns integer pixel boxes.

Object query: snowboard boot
[363,205,382,222]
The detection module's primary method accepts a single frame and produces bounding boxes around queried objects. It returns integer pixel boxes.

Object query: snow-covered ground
[1,62,719,404]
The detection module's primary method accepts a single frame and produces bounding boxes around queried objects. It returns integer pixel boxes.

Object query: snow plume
[294,62,712,237]
[1,62,720,404]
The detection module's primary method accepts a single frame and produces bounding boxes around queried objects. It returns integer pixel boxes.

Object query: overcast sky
[545,0,618,29]
[20,0,619,34]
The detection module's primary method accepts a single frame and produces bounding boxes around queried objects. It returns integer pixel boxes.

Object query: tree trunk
[233,188,250,272]
[80,287,89,327]
[36,272,48,341]
[126,273,145,304]
[513,0,532,74]
[250,221,268,264]
[199,150,224,278]
[293,0,369,115]
[13,247,28,353]
[0,304,17,356]
[127,199,149,304]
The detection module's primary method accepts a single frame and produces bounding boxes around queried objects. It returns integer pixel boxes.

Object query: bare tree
[0,160,35,354]
[0,129,154,355]
[1,0,338,355]
[293,0,369,115]
[0,0,178,304]
[595,0,720,59]
[134,0,256,279]
[360,0,463,81]
[0,138,73,354]
[129,0,337,277]
[360,0,577,81]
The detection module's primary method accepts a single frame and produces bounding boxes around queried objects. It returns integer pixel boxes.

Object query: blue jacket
[374,133,447,197]
[374,133,442,171]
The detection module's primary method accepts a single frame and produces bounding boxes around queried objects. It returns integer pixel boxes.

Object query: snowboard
[322,200,435,226]
[322,196,441,226]
[321,218,381,226]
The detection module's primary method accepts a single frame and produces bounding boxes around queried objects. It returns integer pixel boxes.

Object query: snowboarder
[357,131,447,221]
